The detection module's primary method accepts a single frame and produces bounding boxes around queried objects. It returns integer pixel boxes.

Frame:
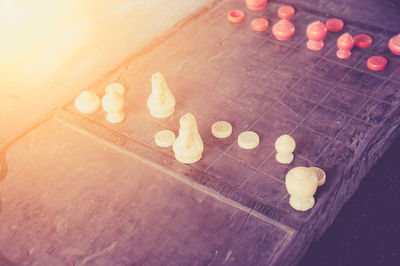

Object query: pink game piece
[227,10,245,23]
[354,34,373,48]
[325,18,344,32]
[272,19,295,40]
[245,0,268,11]
[367,56,387,71]
[388,34,400,55]
[336,32,354,59]
[251,18,269,31]
[306,21,328,50]
[278,5,295,19]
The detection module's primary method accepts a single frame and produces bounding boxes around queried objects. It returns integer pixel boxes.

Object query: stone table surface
[1,0,399,265]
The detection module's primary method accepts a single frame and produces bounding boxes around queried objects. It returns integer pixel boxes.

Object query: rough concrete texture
[1,0,399,265]
[0,119,291,265]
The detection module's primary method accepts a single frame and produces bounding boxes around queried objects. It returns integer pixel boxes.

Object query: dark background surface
[288,0,400,265]
[300,136,400,266]
[287,0,400,33]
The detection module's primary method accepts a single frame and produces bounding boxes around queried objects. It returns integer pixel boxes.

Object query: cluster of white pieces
[74,83,126,124]
[75,74,327,211]
[145,73,202,164]
[273,134,328,211]
[155,113,204,164]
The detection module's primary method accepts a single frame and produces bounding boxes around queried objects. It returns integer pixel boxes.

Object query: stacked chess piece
[102,83,125,123]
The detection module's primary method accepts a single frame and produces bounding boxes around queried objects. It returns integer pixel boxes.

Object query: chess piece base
[149,106,175,119]
[276,152,294,164]
[175,153,202,164]
[106,112,125,123]
[289,196,315,211]
[336,49,351,59]
[307,40,324,50]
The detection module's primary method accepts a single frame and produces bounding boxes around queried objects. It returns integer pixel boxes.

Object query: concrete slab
[1,0,399,265]
[0,119,291,265]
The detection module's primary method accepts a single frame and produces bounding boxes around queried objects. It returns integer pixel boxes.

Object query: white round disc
[211,121,232,138]
[238,131,259,149]
[155,130,176,147]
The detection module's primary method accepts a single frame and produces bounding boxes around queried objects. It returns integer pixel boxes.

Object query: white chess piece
[74,91,100,114]
[173,113,203,164]
[275,134,296,164]
[102,84,125,123]
[147,72,175,118]
[285,167,318,211]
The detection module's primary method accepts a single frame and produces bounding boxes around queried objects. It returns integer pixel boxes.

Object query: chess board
[55,0,400,264]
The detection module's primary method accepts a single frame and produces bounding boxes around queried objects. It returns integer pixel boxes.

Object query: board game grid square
[355,99,396,125]
[336,119,373,151]
[289,76,333,103]
[311,58,351,84]
[257,153,313,183]
[240,171,286,207]
[205,154,255,187]
[291,126,333,162]
[372,80,400,104]
[302,105,351,137]
[268,92,316,123]
[321,86,369,116]
[338,68,386,95]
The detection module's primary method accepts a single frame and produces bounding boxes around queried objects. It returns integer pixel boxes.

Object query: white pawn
[147,72,175,118]
[285,167,318,211]
[102,83,125,123]
[74,90,100,114]
[173,113,204,164]
[275,134,296,164]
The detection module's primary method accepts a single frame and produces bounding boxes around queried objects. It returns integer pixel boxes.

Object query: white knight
[173,113,203,164]
[147,72,175,118]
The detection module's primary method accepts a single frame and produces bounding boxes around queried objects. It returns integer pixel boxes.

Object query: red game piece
[367,56,387,71]
[326,18,344,32]
[272,19,295,40]
[251,18,269,31]
[306,21,328,50]
[245,0,268,11]
[388,34,400,55]
[227,10,245,23]
[278,5,295,19]
[336,32,354,59]
[354,34,373,48]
